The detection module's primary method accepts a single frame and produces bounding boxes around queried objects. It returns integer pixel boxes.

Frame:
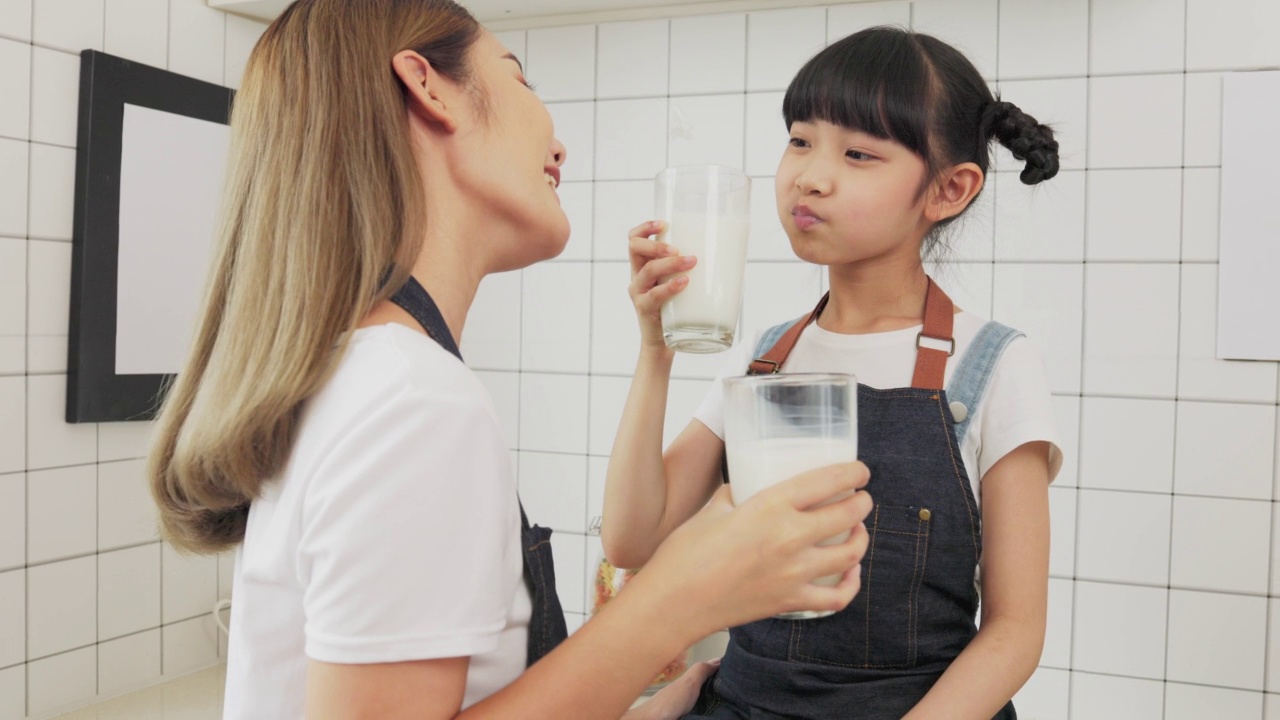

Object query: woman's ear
[925,162,985,224]
[392,50,459,133]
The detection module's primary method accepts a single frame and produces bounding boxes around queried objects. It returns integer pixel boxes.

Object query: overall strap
[388,276,462,361]
[747,293,829,375]
[746,278,955,390]
[910,278,955,391]
[944,321,1024,446]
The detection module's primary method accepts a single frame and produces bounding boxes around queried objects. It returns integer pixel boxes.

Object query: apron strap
[747,293,829,375]
[909,278,955,391]
[745,278,955,390]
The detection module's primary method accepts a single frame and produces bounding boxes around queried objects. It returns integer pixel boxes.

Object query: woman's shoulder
[307,324,494,432]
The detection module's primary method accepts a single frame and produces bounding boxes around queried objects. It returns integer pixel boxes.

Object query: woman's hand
[627,220,695,351]
[629,462,874,639]
[621,659,720,720]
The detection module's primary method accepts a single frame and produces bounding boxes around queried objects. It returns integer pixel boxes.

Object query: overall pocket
[791,504,932,669]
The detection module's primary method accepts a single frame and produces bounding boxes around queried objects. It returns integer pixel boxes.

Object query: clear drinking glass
[654,165,751,353]
[723,373,859,620]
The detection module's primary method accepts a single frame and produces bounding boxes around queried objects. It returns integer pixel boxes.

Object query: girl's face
[775,120,933,267]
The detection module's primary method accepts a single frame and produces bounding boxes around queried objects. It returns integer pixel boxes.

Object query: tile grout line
[1061,0,1084,712]
[1160,1,1192,713]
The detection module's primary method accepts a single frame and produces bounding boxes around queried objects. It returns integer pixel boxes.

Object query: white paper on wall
[1218,71,1280,361]
[116,104,230,375]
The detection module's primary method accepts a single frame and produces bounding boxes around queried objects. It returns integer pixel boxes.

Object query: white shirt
[223,324,530,719]
[695,313,1063,505]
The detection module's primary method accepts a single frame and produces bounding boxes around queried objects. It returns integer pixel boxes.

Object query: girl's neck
[819,256,932,336]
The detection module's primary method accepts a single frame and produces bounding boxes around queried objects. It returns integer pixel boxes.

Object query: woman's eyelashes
[521,77,537,92]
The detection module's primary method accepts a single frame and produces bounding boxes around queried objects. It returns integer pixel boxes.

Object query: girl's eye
[523,79,538,92]
[788,137,809,148]
[846,150,871,161]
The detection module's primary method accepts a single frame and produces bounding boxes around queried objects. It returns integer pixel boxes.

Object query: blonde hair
[150,0,481,554]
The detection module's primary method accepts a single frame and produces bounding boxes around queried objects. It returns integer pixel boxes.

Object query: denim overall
[390,277,568,666]
[686,279,1021,720]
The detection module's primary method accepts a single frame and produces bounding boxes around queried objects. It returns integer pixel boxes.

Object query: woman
[147,1,873,718]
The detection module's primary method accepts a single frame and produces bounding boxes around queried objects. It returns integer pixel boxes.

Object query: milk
[658,211,749,352]
[726,437,858,591]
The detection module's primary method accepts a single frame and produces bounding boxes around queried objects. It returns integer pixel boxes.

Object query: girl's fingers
[632,254,696,291]
[628,220,667,265]
[627,219,665,240]
[631,277,689,316]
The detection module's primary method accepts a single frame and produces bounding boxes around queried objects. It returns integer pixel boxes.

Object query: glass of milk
[723,373,858,619]
[654,166,751,353]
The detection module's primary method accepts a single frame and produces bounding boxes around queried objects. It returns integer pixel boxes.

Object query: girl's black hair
[783,26,1059,247]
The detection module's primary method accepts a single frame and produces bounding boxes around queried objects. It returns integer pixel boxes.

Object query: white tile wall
[104,0,168,69]
[0,5,262,715]
[1075,489,1170,585]
[1080,397,1176,493]
[0,39,32,140]
[1085,169,1182,261]
[1089,0,1185,75]
[1071,672,1165,720]
[746,7,826,92]
[1083,264,1180,398]
[827,1,910,41]
[997,0,1088,80]
[596,20,667,100]
[1088,74,1184,169]
[1166,590,1267,690]
[669,13,745,96]
[6,2,1277,717]
[994,170,1086,261]
[526,25,595,102]
[1074,581,1168,679]
[1185,0,1280,71]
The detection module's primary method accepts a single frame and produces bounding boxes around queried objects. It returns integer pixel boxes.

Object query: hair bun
[983,99,1060,185]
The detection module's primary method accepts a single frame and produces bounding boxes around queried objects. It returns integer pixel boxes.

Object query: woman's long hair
[149,0,481,554]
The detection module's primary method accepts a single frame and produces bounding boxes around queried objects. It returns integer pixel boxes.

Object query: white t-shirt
[223,324,531,719]
[695,313,1063,505]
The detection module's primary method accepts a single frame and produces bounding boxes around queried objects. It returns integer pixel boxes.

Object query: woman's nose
[550,138,567,168]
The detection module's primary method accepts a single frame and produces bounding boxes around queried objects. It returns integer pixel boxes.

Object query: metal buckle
[752,358,782,373]
[916,332,956,357]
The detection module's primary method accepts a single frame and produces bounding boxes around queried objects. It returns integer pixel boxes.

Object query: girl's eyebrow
[502,53,524,74]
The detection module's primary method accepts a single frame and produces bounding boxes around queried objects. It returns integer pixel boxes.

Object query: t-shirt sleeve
[693,333,759,440]
[975,337,1063,484]
[297,384,519,665]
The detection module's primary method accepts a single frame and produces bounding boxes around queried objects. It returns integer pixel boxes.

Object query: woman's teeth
[545,173,559,189]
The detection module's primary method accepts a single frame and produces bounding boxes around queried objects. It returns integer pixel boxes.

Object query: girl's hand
[630,463,874,639]
[628,220,696,351]
[621,659,720,720]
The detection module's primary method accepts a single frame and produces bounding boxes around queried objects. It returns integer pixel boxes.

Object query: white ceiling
[208,0,775,24]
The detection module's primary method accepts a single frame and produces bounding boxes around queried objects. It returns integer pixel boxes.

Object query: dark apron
[390,276,568,666]
[687,279,1016,720]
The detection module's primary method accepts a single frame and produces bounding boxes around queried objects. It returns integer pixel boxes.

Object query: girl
[147,2,875,718]
[605,27,1062,720]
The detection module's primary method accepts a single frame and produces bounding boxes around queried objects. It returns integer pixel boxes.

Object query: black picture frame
[67,50,234,423]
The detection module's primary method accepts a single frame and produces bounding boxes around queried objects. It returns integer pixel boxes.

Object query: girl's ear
[924,162,984,224]
[392,50,459,133]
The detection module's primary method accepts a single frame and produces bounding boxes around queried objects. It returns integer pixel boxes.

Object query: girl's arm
[305,468,874,720]
[901,441,1051,720]
[601,221,727,569]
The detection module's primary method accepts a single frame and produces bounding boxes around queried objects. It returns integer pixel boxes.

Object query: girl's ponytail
[982,100,1060,185]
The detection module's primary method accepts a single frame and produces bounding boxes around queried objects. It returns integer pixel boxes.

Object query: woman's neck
[360,215,487,347]
[819,255,931,335]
